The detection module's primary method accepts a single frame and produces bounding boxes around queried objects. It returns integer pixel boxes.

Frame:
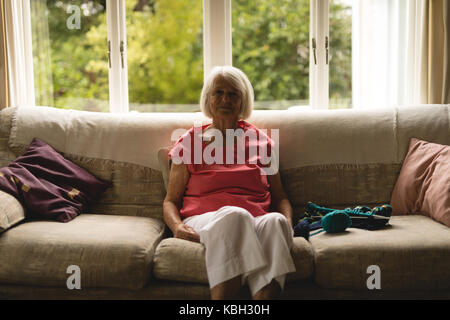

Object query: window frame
[206,0,330,110]
[310,0,329,109]
[203,0,232,80]
[107,0,128,113]
[21,0,332,112]
[5,0,35,107]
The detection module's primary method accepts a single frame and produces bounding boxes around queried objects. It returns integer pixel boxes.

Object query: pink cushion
[390,138,450,227]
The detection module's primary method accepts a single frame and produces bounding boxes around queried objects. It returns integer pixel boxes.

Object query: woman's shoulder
[241,121,273,142]
[240,120,265,132]
[169,123,211,156]
[175,123,212,142]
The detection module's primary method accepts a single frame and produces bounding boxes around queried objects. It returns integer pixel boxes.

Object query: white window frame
[203,0,232,80]
[107,0,128,113]
[4,0,35,107]
[310,0,329,109]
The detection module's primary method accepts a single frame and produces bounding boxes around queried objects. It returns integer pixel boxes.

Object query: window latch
[107,40,111,68]
[312,38,317,65]
[325,36,329,65]
[120,41,125,69]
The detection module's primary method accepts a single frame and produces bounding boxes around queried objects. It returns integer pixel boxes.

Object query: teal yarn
[321,210,352,233]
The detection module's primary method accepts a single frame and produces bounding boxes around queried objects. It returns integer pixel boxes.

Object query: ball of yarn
[321,210,351,233]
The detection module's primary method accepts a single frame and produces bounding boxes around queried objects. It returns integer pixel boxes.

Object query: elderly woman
[163,66,296,300]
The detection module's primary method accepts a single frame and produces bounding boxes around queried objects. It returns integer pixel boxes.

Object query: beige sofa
[0,105,449,300]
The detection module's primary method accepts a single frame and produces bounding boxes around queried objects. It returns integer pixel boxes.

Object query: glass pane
[126,0,203,113]
[31,0,109,112]
[329,0,352,109]
[232,0,310,110]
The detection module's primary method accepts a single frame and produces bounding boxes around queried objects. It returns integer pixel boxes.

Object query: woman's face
[209,76,242,121]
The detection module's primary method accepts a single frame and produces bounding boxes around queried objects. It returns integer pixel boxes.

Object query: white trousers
[183,205,296,296]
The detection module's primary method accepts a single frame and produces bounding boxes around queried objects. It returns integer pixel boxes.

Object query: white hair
[200,66,254,120]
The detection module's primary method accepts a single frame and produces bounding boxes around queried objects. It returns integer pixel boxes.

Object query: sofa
[0,104,449,300]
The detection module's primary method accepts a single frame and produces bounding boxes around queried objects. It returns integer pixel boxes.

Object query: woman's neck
[210,118,240,136]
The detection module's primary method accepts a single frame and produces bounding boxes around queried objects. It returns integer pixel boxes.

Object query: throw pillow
[0,189,25,233]
[390,138,450,227]
[0,138,112,222]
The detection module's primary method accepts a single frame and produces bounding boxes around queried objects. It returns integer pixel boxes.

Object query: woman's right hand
[174,223,200,243]
[163,162,200,242]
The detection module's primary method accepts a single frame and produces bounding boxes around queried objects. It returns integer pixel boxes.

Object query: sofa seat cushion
[311,215,450,290]
[152,236,314,284]
[0,214,165,290]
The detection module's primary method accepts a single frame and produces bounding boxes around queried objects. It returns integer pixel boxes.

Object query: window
[31,0,109,112]
[232,0,310,110]
[27,0,353,112]
[125,0,203,113]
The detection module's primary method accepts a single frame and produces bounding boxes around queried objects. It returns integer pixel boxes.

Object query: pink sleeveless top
[168,120,274,219]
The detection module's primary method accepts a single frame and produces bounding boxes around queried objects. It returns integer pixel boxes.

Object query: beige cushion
[8,105,449,172]
[153,238,208,284]
[311,215,450,290]
[153,236,314,284]
[0,189,25,233]
[282,163,402,214]
[287,237,315,282]
[0,214,165,289]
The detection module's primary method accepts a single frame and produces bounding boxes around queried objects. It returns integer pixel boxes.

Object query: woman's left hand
[174,223,201,243]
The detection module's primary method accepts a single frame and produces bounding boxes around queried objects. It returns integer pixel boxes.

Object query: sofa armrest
[157,147,171,192]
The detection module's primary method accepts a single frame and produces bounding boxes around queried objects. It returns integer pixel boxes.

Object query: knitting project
[293,202,392,239]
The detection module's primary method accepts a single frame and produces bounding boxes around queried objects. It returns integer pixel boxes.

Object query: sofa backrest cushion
[0,105,448,221]
[8,105,450,170]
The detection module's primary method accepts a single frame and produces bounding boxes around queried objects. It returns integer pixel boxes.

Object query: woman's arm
[268,171,293,227]
[163,163,200,242]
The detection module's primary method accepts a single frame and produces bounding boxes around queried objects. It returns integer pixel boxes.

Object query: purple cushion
[0,138,112,222]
